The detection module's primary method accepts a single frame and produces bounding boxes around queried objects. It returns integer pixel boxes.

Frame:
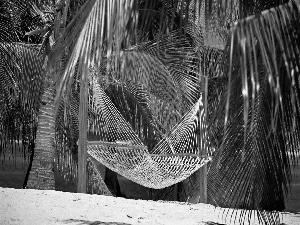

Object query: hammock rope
[87,81,212,189]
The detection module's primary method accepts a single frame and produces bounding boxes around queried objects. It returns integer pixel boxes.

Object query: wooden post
[199,76,208,203]
[77,66,88,193]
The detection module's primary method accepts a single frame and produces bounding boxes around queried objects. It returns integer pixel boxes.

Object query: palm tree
[1,0,300,224]
[21,0,203,190]
[0,0,199,191]
[0,0,45,177]
[208,0,300,217]
[144,1,300,224]
[174,0,300,223]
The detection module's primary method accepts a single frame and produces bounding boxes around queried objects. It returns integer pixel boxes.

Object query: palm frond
[239,0,290,17]
[0,42,44,114]
[151,44,225,204]
[55,0,138,110]
[0,0,19,73]
[104,81,163,149]
[125,30,201,110]
[53,1,139,181]
[0,42,44,169]
[0,0,18,42]
[121,49,180,105]
[208,1,300,224]
[4,0,54,44]
[138,0,185,41]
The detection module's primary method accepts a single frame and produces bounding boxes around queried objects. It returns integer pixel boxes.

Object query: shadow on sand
[204,222,226,225]
[63,219,131,225]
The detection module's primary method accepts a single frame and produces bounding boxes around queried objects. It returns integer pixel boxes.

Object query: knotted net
[87,82,212,189]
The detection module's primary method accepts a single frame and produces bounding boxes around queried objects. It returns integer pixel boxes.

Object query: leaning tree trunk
[26,86,56,189]
[25,10,64,189]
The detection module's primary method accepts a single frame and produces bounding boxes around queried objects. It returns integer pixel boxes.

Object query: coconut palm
[179,1,300,224]
[144,1,300,224]
[0,0,200,191]
[4,1,195,192]
[20,0,204,190]
[1,0,300,224]
[0,0,45,177]
[207,1,300,222]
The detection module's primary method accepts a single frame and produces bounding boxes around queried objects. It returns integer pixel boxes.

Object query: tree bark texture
[26,87,56,190]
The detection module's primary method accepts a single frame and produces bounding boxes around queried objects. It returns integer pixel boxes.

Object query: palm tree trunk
[26,87,56,189]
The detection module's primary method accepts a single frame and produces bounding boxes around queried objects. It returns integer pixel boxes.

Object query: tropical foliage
[1,0,300,224]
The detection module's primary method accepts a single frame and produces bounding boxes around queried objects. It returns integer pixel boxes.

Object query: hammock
[87,82,212,189]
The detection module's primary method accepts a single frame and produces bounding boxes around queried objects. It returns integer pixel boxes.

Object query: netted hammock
[87,84,212,189]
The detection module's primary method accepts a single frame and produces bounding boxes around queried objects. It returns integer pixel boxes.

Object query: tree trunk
[26,87,56,189]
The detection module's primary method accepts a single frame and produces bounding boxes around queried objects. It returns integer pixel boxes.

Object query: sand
[0,187,299,225]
